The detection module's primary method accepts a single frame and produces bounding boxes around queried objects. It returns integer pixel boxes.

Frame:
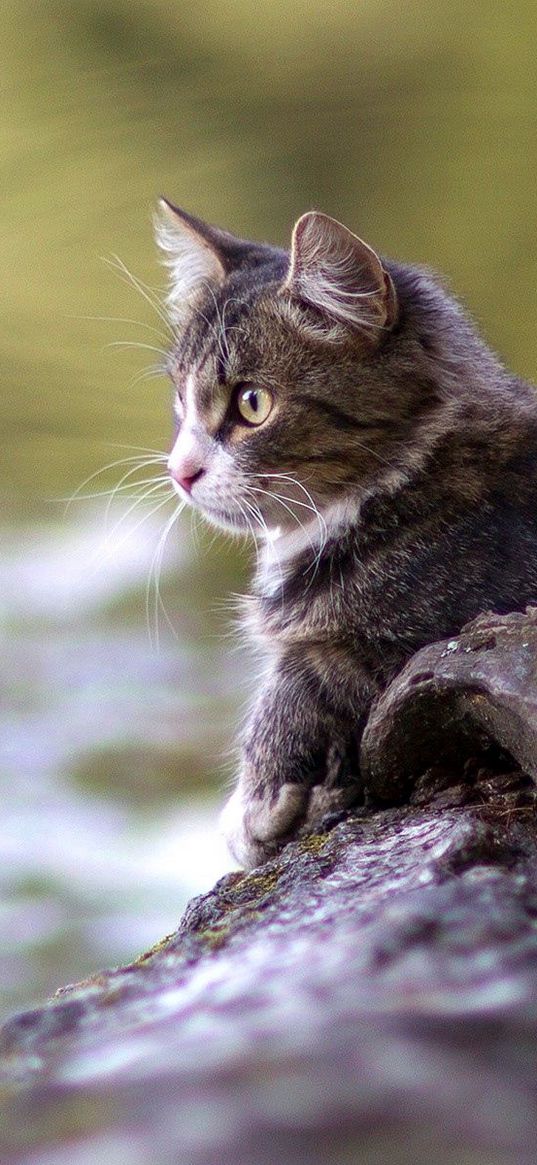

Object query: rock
[362,606,537,801]
[2,611,537,1164]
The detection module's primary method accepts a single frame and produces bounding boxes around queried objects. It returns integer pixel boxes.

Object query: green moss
[297,832,330,856]
[241,868,281,898]
[133,870,282,966]
[209,902,267,946]
[133,931,177,965]
[197,924,232,951]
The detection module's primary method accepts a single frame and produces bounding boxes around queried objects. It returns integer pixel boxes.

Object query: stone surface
[2,611,537,1164]
[362,606,537,800]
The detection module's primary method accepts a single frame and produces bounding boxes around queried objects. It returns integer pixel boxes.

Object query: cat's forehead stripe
[184,369,227,432]
[184,371,196,417]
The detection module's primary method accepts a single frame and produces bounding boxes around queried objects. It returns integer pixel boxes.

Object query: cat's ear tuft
[154,199,226,320]
[283,212,397,338]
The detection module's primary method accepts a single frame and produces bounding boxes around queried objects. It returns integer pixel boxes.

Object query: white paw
[220,781,308,869]
[219,783,252,867]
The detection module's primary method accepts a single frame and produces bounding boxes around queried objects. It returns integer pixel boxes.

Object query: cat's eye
[235,385,273,427]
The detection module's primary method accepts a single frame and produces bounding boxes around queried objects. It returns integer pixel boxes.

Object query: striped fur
[155,205,537,868]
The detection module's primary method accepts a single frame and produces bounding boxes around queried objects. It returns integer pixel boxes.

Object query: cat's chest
[246,567,362,652]
[248,534,417,659]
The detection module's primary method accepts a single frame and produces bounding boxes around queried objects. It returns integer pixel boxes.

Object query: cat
[155,199,537,870]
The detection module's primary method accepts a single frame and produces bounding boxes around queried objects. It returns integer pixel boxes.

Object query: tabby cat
[155,200,537,869]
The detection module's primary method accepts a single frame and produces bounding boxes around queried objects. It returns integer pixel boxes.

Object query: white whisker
[235,498,255,540]
[255,472,326,514]
[248,471,330,584]
[85,492,175,582]
[101,478,171,542]
[63,454,167,515]
[101,460,169,532]
[74,314,170,344]
[250,486,328,574]
[146,500,185,649]
[58,476,170,503]
[243,488,285,600]
[125,365,168,390]
[105,443,169,456]
[104,254,174,336]
[106,340,169,358]
[189,505,202,556]
[221,295,250,348]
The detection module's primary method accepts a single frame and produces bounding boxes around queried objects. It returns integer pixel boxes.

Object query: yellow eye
[236,385,273,426]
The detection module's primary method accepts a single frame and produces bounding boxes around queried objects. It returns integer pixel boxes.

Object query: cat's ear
[154,199,228,320]
[283,212,397,338]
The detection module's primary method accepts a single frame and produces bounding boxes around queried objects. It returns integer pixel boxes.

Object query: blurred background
[2,0,537,1021]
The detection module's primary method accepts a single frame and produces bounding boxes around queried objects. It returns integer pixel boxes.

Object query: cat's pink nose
[168,437,205,494]
[171,467,204,494]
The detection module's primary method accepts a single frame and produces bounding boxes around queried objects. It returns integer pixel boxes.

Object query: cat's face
[156,203,399,539]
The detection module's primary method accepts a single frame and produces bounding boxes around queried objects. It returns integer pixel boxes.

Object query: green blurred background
[2,0,537,1019]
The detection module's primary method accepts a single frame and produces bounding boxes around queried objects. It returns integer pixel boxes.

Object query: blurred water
[0,511,244,1021]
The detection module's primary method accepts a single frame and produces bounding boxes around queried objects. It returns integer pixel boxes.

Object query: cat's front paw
[220,780,309,869]
[302,783,362,831]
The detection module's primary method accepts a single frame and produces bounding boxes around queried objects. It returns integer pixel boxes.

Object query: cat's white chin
[170,477,251,534]
[201,506,253,535]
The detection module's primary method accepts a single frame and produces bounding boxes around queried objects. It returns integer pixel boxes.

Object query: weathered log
[2,610,537,1164]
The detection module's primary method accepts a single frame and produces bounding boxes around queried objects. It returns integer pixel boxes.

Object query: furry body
[156,204,537,868]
